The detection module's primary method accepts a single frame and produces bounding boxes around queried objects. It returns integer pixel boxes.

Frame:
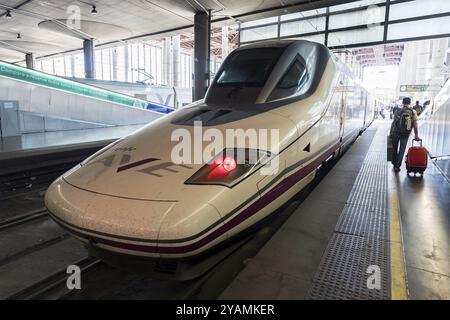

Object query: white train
[45,40,376,278]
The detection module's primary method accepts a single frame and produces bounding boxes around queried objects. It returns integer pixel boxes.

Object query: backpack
[395,108,413,135]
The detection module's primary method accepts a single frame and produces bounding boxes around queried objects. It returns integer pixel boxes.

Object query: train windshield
[215,47,285,87]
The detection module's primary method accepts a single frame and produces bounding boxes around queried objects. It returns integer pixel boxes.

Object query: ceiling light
[6,10,12,19]
[91,5,97,14]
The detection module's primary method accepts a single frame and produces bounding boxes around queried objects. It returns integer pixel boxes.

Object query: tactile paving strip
[309,128,390,300]
[308,233,390,300]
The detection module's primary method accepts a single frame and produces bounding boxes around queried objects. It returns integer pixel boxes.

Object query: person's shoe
[394,167,401,173]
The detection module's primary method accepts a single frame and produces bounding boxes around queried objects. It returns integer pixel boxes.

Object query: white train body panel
[45,40,375,260]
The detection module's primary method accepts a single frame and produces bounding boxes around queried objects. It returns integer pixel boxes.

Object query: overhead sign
[400,85,429,93]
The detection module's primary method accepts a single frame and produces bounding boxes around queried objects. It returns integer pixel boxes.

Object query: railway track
[0,134,359,300]
[14,153,337,300]
[0,208,48,232]
[0,162,76,200]
[0,142,109,200]
[5,257,102,300]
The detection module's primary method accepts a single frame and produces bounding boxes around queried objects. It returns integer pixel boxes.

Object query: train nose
[45,177,177,251]
[45,177,224,257]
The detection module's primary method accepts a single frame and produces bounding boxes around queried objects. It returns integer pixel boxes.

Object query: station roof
[0,0,356,61]
[353,44,405,68]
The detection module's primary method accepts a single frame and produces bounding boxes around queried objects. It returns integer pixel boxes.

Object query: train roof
[236,39,327,51]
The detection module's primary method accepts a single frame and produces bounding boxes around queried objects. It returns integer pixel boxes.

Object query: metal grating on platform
[309,128,391,300]
[309,234,390,300]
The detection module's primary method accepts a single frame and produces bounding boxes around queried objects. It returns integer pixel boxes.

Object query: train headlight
[185,148,272,188]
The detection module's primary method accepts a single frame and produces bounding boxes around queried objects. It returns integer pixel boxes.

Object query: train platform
[0,124,144,161]
[220,120,450,300]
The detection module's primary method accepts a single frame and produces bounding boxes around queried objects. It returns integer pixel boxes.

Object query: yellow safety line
[390,191,408,300]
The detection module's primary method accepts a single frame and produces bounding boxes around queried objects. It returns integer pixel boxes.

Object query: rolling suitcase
[387,135,394,162]
[405,139,427,176]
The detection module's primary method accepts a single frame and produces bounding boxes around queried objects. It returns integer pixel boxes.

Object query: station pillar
[83,39,95,79]
[25,53,34,69]
[111,48,118,81]
[163,37,171,85]
[193,11,210,101]
[172,35,181,88]
[221,26,229,59]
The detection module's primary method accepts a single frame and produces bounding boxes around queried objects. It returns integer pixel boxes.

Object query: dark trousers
[391,133,409,168]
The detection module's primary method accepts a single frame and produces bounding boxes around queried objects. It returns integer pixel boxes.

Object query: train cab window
[267,59,308,102]
[214,47,285,87]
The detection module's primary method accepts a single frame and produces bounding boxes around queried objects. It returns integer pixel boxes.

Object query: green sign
[0,61,147,109]
[400,85,429,93]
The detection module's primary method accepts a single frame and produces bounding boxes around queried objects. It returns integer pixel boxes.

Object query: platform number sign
[66,265,81,290]
[366,265,381,290]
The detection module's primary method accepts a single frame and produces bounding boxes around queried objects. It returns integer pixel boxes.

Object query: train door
[362,92,368,128]
[338,75,347,140]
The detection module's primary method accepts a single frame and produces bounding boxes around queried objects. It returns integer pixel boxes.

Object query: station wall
[0,76,164,133]
[420,80,450,159]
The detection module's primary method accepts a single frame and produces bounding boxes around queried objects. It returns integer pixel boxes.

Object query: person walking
[413,100,423,116]
[390,97,420,173]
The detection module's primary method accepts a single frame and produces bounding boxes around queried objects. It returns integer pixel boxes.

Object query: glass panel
[215,47,284,87]
[138,43,145,82]
[389,0,450,21]
[73,54,84,78]
[102,49,111,81]
[240,25,278,42]
[115,46,125,81]
[155,46,162,85]
[280,17,326,36]
[53,56,65,76]
[330,0,385,12]
[41,59,53,74]
[280,8,326,21]
[241,16,278,28]
[290,33,325,44]
[268,60,308,101]
[329,6,385,29]
[387,16,450,40]
[328,25,384,46]
[95,49,103,79]
[144,45,151,81]
[150,46,157,84]
[35,61,42,72]
[64,56,72,77]
[131,43,138,82]
[278,61,307,89]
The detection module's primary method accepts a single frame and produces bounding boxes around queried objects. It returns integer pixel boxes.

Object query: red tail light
[222,156,237,172]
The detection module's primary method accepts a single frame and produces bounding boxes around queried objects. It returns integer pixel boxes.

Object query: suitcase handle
[412,138,422,147]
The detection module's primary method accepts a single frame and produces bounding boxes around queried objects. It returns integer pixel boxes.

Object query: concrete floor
[220,124,379,299]
[393,155,450,299]
[220,120,450,300]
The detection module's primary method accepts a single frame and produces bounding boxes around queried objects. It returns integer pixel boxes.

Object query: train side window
[268,59,308,102]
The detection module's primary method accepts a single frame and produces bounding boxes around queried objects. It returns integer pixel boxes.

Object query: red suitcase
[405,139,428,176]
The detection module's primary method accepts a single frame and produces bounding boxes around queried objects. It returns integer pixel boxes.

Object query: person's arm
[413,121,419,140]
[412,110,420,140]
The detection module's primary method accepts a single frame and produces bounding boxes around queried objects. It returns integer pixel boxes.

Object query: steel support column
[25,53,34,69]
[193,11,210,101]
[173,35,181,88]
[83,39,95,79]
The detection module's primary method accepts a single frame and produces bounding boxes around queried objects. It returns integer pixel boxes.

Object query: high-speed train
[45,40,376,278]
